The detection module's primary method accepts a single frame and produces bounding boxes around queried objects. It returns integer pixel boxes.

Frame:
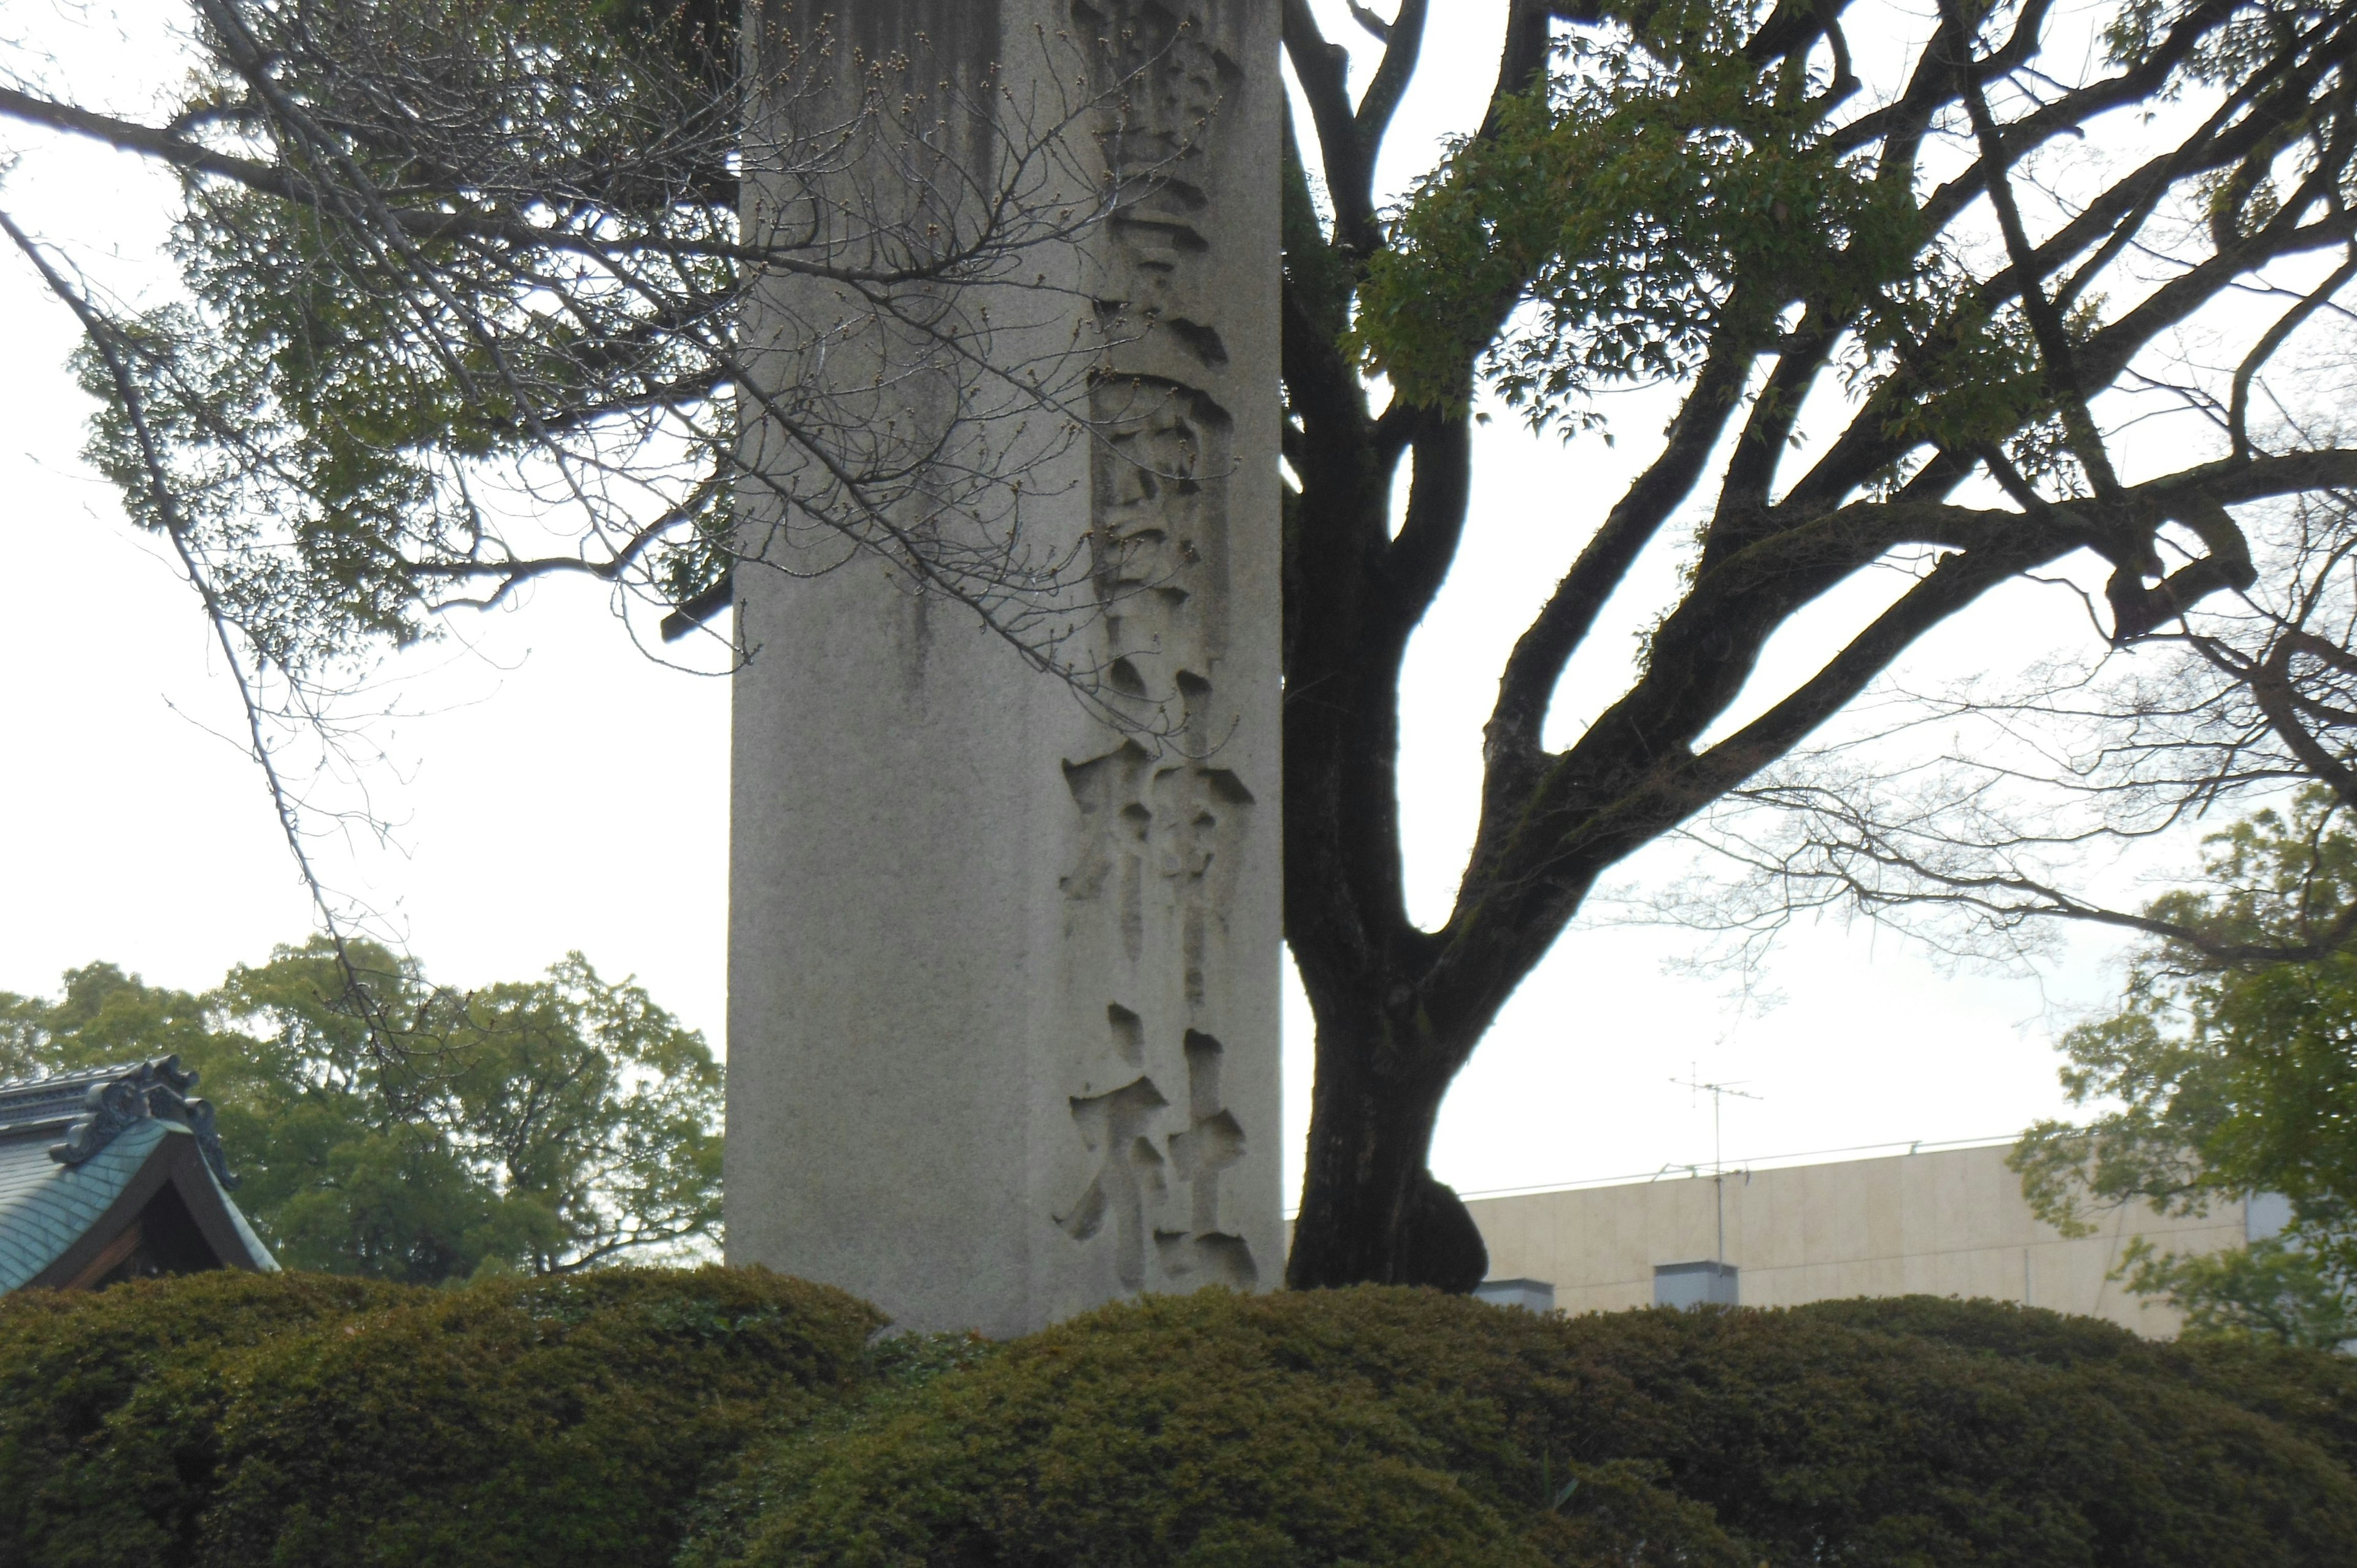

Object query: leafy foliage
[0,1266,880,1568]
[1806,1288,2357,1465]
[6,1278,2353,1567]
[0,938,722,1281]
[2015,789,2357,1345]
[683,1286,2357,1568]
[2131,1236,2357,1350]
[1355,0,1919,430]
[18,0,1134,705]
[66,0,742,675]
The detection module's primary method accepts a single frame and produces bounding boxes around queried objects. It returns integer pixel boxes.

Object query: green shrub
[1804,1291,2357,1472]
[12,1278,2355,1567]
[685,1288,2357,1568]
[0,1267,881,1568]
[0,1272,406,1567]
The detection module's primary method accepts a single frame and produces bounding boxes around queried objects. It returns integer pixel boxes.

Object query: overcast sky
[1,0,2200,1206]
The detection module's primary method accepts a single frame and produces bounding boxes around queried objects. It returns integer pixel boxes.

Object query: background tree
[17,0,2357,1288]
[0,940,724,1280]
[2018,791,2357,1343]
[2013,790,2357,1348]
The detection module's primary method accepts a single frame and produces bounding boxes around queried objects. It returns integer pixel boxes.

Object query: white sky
[0,0,2210,1208]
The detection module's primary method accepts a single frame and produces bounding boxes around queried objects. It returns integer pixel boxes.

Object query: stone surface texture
[727,0,1280,1336]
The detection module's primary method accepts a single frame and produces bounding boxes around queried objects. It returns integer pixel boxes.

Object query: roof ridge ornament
[48,1057,240,1189]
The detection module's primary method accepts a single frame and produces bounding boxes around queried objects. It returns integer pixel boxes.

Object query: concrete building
[1464,1138,2259,1338]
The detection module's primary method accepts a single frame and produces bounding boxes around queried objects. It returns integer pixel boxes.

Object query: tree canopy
[2016,789,2357,1348]
[1279,0,2357,1287]
[14,0,2357,1287]
[0,940,723,1281]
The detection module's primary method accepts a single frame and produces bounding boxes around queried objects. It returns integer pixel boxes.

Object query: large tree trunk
[1283,991,1488,1291]
[1276,176,1491,1286]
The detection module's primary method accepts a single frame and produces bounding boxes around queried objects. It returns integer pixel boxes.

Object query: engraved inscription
[1061,741,1155,960]
[1062,753,1254,934]
[1088,379,1234,691]
[1155,1031,1255,1287]
[1169,1033,1246,1229]
[1059,1031,1256,1293]
[1076,0,1247,362]
[1057,1076,1171,1290]
[1107,1003,1145,1065]
[1056,0,1260,1295]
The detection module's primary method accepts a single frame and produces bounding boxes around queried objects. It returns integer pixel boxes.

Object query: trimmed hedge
[684,1288,2357,1568]
[1802,1290,2357,1472]
[0,1267,881,1568]
[7,1276,2355,1566]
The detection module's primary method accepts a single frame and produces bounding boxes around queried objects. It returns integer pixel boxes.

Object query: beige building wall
[1464,1141,2251,1339]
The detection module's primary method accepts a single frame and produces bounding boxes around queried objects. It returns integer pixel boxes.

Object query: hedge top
[4,1273,2355,1568]
[690,1287,2357,1568]
[0,1265,883,1568]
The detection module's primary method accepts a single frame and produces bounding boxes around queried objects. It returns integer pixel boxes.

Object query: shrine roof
[0,1059,277,1292]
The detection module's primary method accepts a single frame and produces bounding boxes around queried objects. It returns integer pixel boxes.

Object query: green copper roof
[0,1118,169,1290]
[0,1060,277,1291]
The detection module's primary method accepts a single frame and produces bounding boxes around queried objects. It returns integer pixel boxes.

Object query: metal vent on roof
[1654,1260,1738,1309]
[1473,1277,1555,1314]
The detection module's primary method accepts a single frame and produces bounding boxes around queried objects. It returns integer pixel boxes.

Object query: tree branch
[1353,0,1429,166]
[1281,0,1377,253]
[1488,337,1755,759]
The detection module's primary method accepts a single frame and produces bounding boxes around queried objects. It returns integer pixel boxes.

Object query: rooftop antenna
[1671,1064,1763,1271]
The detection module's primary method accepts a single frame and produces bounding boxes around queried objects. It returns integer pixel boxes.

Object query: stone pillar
[726,0,1280,1337]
